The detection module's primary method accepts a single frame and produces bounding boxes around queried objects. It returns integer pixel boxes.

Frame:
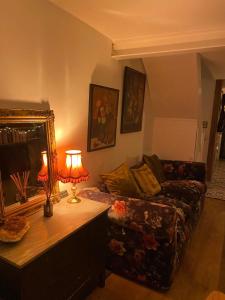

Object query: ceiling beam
[112,29,225,60]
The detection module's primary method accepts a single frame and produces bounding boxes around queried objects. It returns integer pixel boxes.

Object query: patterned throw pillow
[130,163,161,196]
[100,163,141,198]
[143,154,166,183]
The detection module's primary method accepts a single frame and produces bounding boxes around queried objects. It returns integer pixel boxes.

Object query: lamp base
[68,183,81,204]
[67,196,81,204]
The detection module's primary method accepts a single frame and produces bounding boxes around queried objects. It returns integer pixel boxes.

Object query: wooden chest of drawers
[0,197,109,300]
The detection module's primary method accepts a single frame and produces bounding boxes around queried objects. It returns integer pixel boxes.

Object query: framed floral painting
[87,84,119,152]
[121,67,146,133]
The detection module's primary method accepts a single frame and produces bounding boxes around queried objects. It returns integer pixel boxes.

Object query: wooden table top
[0,196,110,268]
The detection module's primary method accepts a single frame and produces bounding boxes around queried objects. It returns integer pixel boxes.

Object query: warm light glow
[65,150,82,169]
[37,150,48,182]
[42,151,48,167]
[57,149,89,184]
[55,128,64,143]
[57,149,89,203]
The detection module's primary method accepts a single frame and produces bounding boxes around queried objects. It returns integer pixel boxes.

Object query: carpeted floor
[86,197,225,300]
[206,160,225,200]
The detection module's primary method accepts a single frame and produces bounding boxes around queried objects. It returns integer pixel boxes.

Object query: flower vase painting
[87,84,119,152]
[121,67,146,133]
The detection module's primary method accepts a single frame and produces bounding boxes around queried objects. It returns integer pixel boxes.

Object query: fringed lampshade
[57,150,89,203]
[37,150,53,217]
[37,151,48,182]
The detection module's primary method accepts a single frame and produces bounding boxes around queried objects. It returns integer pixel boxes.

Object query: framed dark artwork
[121,67,146,133]
[87,84,119,152]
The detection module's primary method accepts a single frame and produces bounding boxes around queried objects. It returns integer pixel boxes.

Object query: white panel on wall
[152,117,198,161]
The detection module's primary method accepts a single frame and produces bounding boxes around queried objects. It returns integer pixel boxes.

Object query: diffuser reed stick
[10,171,30,202]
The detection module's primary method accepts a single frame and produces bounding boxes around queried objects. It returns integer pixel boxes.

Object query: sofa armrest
[109,197,178,241]
[106,195,188,290]
[78,189,188,290]
[78,189,181,244]
[161,160,206,182]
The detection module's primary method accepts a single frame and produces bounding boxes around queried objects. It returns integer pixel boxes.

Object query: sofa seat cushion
[130,163,161,196]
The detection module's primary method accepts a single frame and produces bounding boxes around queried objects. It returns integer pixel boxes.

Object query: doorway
[206,80,225,200]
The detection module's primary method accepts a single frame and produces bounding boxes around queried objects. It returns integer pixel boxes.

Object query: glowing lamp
[37,151,48,182]
[37,150,53,217]
[58,150,89,203]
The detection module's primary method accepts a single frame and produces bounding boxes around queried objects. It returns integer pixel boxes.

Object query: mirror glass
[0,123,47,206]
[0,109,59,216]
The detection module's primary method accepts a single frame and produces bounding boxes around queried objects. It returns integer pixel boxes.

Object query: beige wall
[143,53,216,162]
[143,53,200,119]
[0,0,147,186]
[151,117,198,161]
[143,53,201,160]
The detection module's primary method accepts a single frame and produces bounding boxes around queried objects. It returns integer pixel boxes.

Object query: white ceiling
[50,0,225,41]
[49,0,225,78]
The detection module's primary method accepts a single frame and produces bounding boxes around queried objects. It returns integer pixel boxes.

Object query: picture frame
[121,67,146,133]
[0,109,59,218]
[87,84,119,152]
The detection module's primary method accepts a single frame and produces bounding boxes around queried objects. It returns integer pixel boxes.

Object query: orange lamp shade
[37,151,48,182]
[57,150,89,183]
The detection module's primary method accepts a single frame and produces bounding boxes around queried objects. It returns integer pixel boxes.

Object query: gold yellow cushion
[130,164,161,196]
[100,163,141,197]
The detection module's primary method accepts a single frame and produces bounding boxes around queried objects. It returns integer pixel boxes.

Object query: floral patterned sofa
[78,160,206,291]
[158,159,206,223]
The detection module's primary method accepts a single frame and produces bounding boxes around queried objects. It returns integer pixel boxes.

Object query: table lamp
[37,151,48,182]
[57,150,89,203]
[37,150,53,217]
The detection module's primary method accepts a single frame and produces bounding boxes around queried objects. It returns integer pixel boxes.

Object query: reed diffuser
[10,171,30,204]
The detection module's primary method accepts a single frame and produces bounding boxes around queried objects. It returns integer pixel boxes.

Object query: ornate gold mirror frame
[0,109,59,217]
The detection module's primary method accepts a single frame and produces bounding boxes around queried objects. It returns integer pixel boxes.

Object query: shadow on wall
[126,155,140,166]
[91,63,121,87]
[0,99,50,110]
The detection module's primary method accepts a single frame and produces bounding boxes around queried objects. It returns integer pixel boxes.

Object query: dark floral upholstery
[161,160,206,182]
[78,188,201,291]
[160,180,205,221]
[79,160,206,291]
[159,160,207,220]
